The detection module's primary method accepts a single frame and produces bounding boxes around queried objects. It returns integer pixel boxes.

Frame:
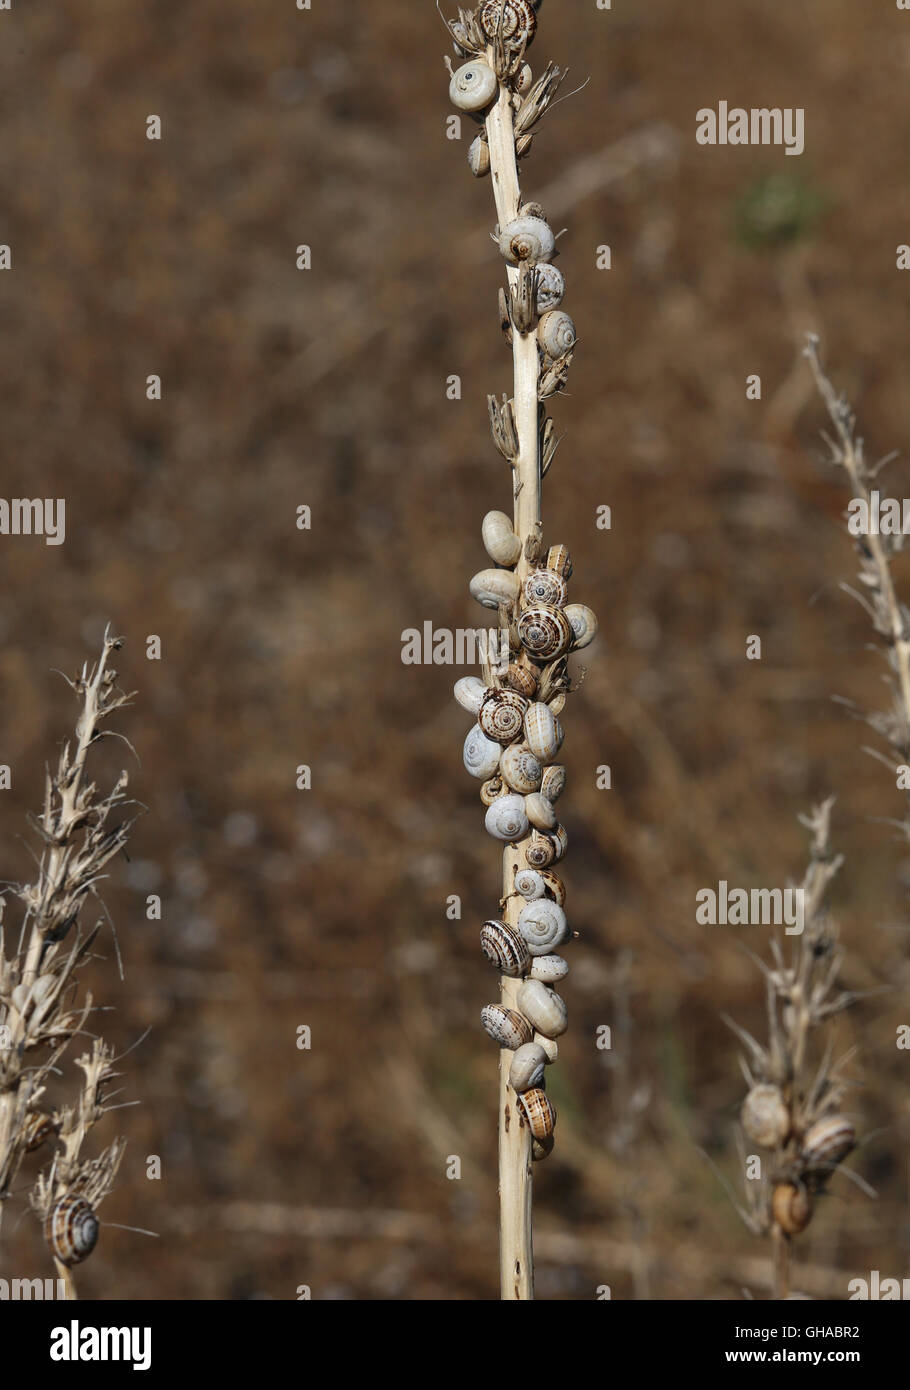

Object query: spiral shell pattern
[499,215,555,267]
[518,605,572,661]
[540,764,565,802]
[485,793,530,842]
[518,898,569,955]
[517,1087,556,1140]
[464,723,503,780]
[515,867,546,899]
[479,0,537,46]
[505,662,538,699]
[535,264,566,314]
[479,689,528,744]
[500,742,542,794]
[523,568,567,608]
[449,60,498,112]
[801,1115,855,1173]
[538,309,577,359]
[481,1004,533,1050]
[480,919,530,977]
[525,830,556,868]
[45,1195,99,1267]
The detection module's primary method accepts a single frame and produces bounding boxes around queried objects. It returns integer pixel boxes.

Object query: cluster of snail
[741,1083,856,1235]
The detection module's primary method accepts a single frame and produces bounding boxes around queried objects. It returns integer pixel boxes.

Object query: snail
[741,1084,790,1149]
[481,1004,533,1050]
[504,662,538,699]
[480,919,530,976]
[509,1041,548,1092]
[517,1087,556,1140]
[540,764,565,802]
[464,724,503,780]
[551,823,568,861]
[518,605,573,661]
[449,60,498,112]
[485,793,530,843]
[801,1115,855,1174]
[539,869,565,905]
[515,62,533,95]
[470,567,521,610]
[479,688,528,744]
[772,1183,812,1236]
[530,953,569,983]
[564,603,598,650]
[532,1133,555,1162]
[24,1111,57,1153]
[525,830,556,868]
[454,675,488,715]
[535,264,565,314]
[479,0,538,47]
[498,214,555,267]
[546,544,573,579]
[538,309,577,359]
[534,1033,558,1063]
[524,790,556,831]
[524,701,564,763]
[468,134,491,178]
[515,867,546,899]
[523,568,567,608]
[518,898,569,954]
[480,776,504,806]
[45,1195,99,1267]
[482,510,522,567]
[547,692,566,716]
[500,742,542,794]
[517,978,568,1037]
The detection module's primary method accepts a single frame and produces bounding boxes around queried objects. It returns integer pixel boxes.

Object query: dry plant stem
[772,1225,790,1300]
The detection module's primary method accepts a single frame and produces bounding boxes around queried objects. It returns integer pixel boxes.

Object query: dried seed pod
[468,133,491,177]
[545,543,573,579]
[485,793,530,843]
[515,867,546,899]
[539,869,566,905]
[772,1183,812,1236]
[524,701,564,762]
[517,1087,556,1140]
[524,790,556,831]
[479,0,538,46]
[741,1084,790,1149]
[482,509,522,567]
[518,898,569,954]
[488,393,519,460]
[509,1041,548,1092]
[530,953,569,983]
[479,688,528,744]
[535,264,565,313]
[538,309,577,359]
[523,568,567,607]
[499,742,542,794]
[470,567,521,610]
[449,60,498,112]
[564,602,598,650]
[540,764,565,802]
[504,662,538,699]
[518,605,573,661]
[498,214,555,266]
[525,829,556,868]
[463,723,503,780]
[45,1195,99,1267]
[518,978,568,1037]
[481,1004,533,1049]
[801,1115,856,1174]
[532,1133,555,1161]
[480,919,531,977]
[454,675,488,715]
[24,1112,57,1153]
[480,776,504,806]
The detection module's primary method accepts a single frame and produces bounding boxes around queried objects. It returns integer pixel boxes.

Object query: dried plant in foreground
[443,1,598,1299]
[0,632,140,1297]
[725,800,865,1299]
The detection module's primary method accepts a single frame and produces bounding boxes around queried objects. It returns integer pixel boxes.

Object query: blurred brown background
[0,0,908,1299]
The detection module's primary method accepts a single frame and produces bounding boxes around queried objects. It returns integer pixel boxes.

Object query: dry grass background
[0,0,909,1298]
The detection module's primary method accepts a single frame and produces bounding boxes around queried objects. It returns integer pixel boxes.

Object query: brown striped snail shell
[538,309,577,359]
[454,675,488,715]
[509,1041,548,1092]
[551,823,568,861]
[518,898,569,955]
[480,776,504,806]
[564,603,598,650]
[801,1115,855,1173]
[539,869,566,905]
[499,742,542,794]
[468,134,491,177]
[464,723,503,780]
[45,1195,99,1267]
[485,793,530,843]
[482,509,522,567]
[517,978,568,1037]
[514,62,533,95]
[518,605,573,661]
[523,568,567,608]
[515,867,546,899]
[530,953,569,983]
[535,264,565,314]
[547,692,566,716]
[524,790,556,831]
[545,544,573,579]
[479,0,538,47]
[481,1004,533,1049]
[24,1111,57,1153]
[517,1087,556,1140]
[540,764,565,802]
[479,688,528,744]
[525,829,556,868]
[532,1133,555,1161]
[480,919,531,976]
[772,1183,812,1235]
[741,1084,790,1149]
[505,662,538,699]
[498,215,555,267]
[524,701,564,763]
[449,60,498,112]
[470,567,520,610]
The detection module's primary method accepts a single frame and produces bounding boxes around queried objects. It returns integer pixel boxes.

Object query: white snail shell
[524,701,564,763]
[525,829,556,868]
[518,898,569,954]
[518,605,573,661]
[530,953,569,983]
[515,867,546,899]
[564,603,598,650]
[518,979,568,1037]
[539,869,566,905]
[538,309,577,359]
[479,0,538,46]
[535,264,566,313]
[45,1195,99,1267]
[801,1115,855,1172]
[523,568,567,608]
[498,214,555,267]
[509,1041,548,1092]
[540,764,565,802]
[468,134,491,177]
[449,60,498,112]
[504,662,538,699]
[463,723,503,780]
[741,1084,790,1149]
[517,1087,556,1140]
[479,688,528,744]
[545,543,573,579]
[534,1032,558,1063]
[482,510,522,567]
[547,692,566,716]
[481,1004,533,1049]
[454,675,488,715]
[480,919,530,977]
[524,791,556,831]
[485,793,530,843]
[470,567,521,610]
[499,742,542,794]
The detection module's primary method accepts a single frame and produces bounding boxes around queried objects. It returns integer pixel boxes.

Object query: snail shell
[480,919,530,977]
[545,543,573,579]
[517,978,568,1037]
[547,692,566,716]
[772,1183,812,1235]
[449,60,498,112]
[481,1004,533,1049]
[500,742,542,794]
[509,1041,548,1092]
[551,823,568,861]
[530,953,569,983]
[479,688,528,744]
[498,215,555,267]
[801,1115,855,1173]
[454,675,488,715]
[515,867,546,899]
[534,1032,558,1063]
[505,662,538,699]
[479,0,538,45]
[470,567,521,610]
[480,776,504,806]
[45,1195,99,1267]
[24,1112,57,1153]
[517,1087,556,1140]
[535,264,566,314]
[538,309,577,359]
[518,898,569,955]
[482,510,522,567]
[523,568,567,608]
[532,1133,555,1161]
[515,62,533,95]
[540,764,565,802]
[524,701,564,763]
[525,830,556,868]
[741,1084,790,1149]
[539,869,566,905]
[524,790,556,831]
[485,793,530,843]
[464,723,503,780]
[468,134,491,177]
[518,605,573,661]
[564,603,598,650]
